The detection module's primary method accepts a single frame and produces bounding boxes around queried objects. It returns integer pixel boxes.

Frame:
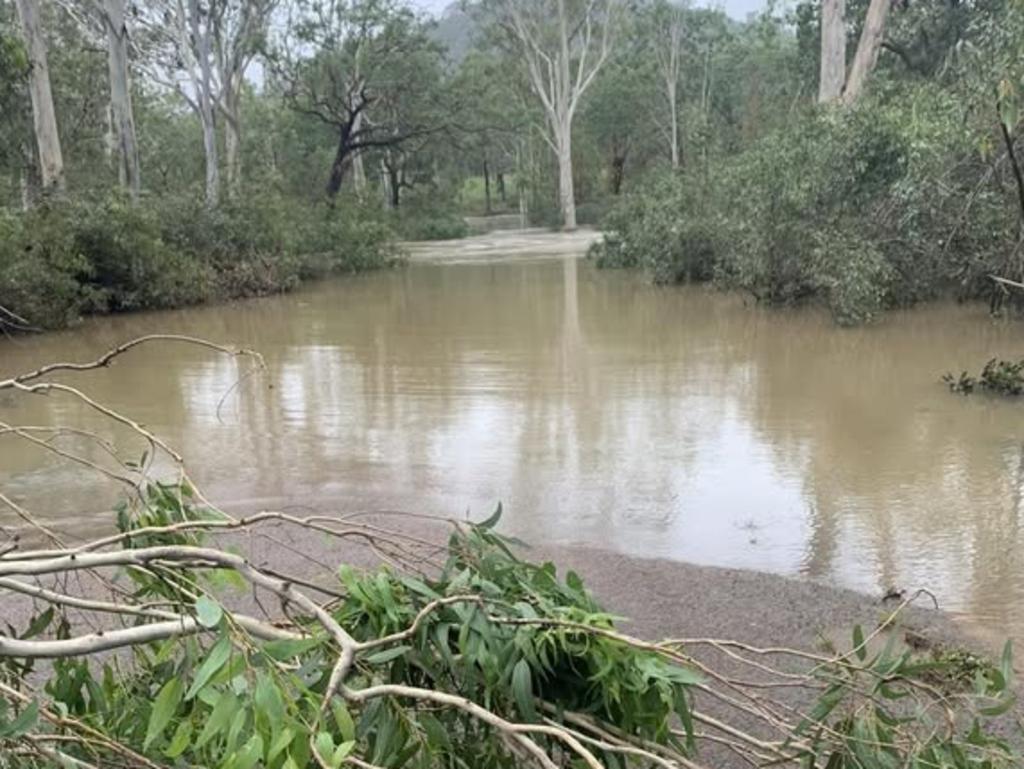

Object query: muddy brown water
[2,234,1024,643]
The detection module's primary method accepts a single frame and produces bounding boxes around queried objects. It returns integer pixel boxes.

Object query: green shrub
[0,192,397,329]
[595,82,1023,325]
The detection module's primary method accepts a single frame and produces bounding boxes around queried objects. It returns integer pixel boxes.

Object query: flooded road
[2,231,1024,640]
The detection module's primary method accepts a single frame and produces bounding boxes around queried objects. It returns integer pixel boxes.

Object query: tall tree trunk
[14,0,64,194]
[222,80,241,197]
[19,139,36,210]
[556,129,577,231]
[349,92,366,193]
[483,155,491,215]
[842,0,890,105]
[189,0,219,206]
[609,145,626,195]
[102,0,140,200]
[668,83,680,169]
[497,171,506,203]
[388,165,400,208]
[818,0,846,103]
[326,129,352,199]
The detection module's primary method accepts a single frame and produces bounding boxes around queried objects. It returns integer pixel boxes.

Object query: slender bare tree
[99,0,140,199]
[136,0,276,206]
[210,0,278,195]
[818,0,845,103]
[14,0,65,193]
[494,0,620,230]
[652,0,685,169]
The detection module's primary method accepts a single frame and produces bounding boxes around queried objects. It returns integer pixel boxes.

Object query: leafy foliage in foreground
[0,492,1019,768]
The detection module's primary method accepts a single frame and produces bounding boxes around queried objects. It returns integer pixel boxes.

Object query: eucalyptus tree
[483,0,621,230]
[277,0,446,201]
[94,0,140,198]
[13,0,64,194]
[135,0,276,206]
[644,0,687,169]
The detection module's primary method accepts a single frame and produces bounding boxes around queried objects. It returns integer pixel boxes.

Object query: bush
[594,81,1024,325]
[0,192,397,329]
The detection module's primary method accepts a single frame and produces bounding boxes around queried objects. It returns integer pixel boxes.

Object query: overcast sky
[408,0,767,21]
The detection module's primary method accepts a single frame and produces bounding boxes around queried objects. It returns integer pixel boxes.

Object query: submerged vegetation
[944,357,1024,396]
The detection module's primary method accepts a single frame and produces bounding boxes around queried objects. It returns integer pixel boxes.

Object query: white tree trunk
[189,0,219,206]
[818,0,846,103]
[102,0,141,199]
[223,82,241,195]
[504,0,617,231]
[14,0,64,194]
[556,127,577,231]
[842,0,890,105]
[668,84,680,169]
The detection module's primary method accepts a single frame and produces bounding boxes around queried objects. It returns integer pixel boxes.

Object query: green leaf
[511,659,536,721]
[980,693,1017,717]
[0,700,38,739]
[332,700,356,742]
[315,731,335,763]
[231,734,264,769]
[195,691,237,748]
[267,727,295,763]
[254,673,285,724]
[186,635,232,700]
[478,502,503,530]
[164,719,193,758]
[195,595,223,629]
[1000,640,1014,688]
[262,636,322,660]
[20,608,54,640]
[852,625,866,662]
[364,645,412,665]
[332,741,355,766]
[144,677,183,749]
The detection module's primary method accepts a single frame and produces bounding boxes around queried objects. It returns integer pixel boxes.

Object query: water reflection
[2,257,1024,638]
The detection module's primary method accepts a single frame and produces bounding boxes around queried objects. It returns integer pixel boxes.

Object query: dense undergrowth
[0,193,400,330]
[591,5,1024,326]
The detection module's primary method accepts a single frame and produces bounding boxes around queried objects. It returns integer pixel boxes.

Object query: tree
[489,0,620,230]
[99,0,140,199]
[818,0,845,102]
[649,0,686,168]
[278,0,446,201]
[14,0,64,194]
[210,0,278,195]
[842,0,891,104]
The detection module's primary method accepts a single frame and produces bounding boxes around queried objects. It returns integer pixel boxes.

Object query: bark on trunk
[483,155,491,215]
[610,150,626,195]
[818,0,846,103]
[223,83,241,196]
[15,0,64,194]
[557,132,577,231]
[388,165,400,208]
[327,131,351,199]
[102,0,140,200]
[349,92,366,194]
[842,0,890,105]
[189,0,219,207]
[668,87,680,169]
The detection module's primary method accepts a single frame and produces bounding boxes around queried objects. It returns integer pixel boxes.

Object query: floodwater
[3,231,1024,641]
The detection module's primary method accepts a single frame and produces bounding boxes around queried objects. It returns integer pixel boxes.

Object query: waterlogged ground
[3,229,1024,641]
